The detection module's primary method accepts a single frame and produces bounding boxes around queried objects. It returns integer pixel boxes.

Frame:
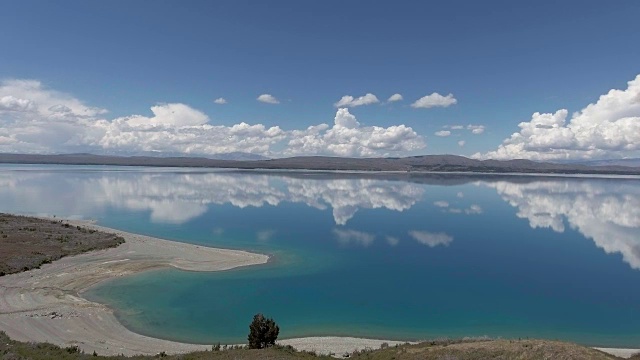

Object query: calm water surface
[1,165,639,347]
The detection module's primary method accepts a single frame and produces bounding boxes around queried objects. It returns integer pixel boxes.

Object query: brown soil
[0,213,124,276]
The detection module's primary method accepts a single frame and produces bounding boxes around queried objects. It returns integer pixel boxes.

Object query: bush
[247,313,279,349]
[65,345,80,353]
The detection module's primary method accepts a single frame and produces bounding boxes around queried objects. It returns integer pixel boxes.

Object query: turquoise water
[1,165,640,347]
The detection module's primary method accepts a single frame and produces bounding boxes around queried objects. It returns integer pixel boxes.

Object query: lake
[1,164,639,347]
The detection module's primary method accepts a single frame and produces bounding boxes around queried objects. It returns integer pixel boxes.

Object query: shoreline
[0,218,638,358]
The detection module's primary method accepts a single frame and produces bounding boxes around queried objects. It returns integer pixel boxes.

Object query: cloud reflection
[0,170,424,225]
[408,231,453,247]
[333,228,375,247]
[485,180,640,270]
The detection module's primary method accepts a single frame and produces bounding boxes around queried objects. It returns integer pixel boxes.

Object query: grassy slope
[1,332,635,360]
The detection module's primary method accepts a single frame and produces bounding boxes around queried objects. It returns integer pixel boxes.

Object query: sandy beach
[0,219,637,358]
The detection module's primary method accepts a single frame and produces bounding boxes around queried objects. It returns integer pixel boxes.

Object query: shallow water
[1,165,639,347]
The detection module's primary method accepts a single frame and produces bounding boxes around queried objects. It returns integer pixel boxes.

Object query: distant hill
[0,153,638,175]
[573,158,640,168]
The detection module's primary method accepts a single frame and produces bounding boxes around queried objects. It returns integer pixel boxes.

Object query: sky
[0,0,639,160]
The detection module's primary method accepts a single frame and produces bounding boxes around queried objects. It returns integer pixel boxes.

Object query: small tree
[248,313,279,349]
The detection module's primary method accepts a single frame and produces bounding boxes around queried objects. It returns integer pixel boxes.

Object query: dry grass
[0,332,628,360]
[344,338,623,360]
[0,213,124,276]
[0,332,330,359]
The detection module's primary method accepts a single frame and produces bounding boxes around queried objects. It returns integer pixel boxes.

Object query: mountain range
[0,153,639,175]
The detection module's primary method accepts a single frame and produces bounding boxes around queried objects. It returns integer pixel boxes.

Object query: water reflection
[0,167,639,270]
[408,230,453,247]
[0,170,424,225]
[485,179,640,269]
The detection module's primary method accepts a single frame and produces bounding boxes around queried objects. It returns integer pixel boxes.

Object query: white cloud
[478,74,640,160]
[411,93,457,109]
[0,79,426,158]
[286,108,426,158]
[257,94,280,104]
[333,228,375,247]
[467,125,485,134]
[458,140,466,147]
[456,192,464,198]
[213,97,227,104]
[334,93,380,108]
[435,130,451,137]
[408,231,453,247]
[0,80,109,154]
[387,93,403,102]
[444,124,484,135]
[121,103,209,127]
[0,95,35,111]
[465,204,483,214]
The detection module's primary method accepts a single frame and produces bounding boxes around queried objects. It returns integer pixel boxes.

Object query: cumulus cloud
[286,108,425,157]
[408,231,453,247]
[387,93,403,102]
[257,94,280,104]
[411,93,457,108]
[435,130,451,137]
[333,228,375,247]
[334,93,380,108]
[96,105,286,156]
[458,140,466,147]
[213,97,227,104]
[465,204,483,214]
[0,79,427,158]
[478,74,640,160]
[443,124,485,135]
[0,95,35,111]
[0,80,109,153]
[434,201,449,208]
[467,125,485,134]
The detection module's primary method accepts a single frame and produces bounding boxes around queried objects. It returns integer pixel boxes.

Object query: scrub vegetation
[0,331,632,360]
[0,213,124,276]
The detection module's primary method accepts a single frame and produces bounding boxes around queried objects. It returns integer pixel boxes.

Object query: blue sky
[0,0,639,159]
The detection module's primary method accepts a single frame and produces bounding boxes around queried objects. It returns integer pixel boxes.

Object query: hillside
[0,153,639,175]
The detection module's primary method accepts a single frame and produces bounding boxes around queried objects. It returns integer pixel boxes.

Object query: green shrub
[248,313,279,349]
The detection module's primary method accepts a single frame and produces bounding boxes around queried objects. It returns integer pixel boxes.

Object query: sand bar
[0,219,637,358]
